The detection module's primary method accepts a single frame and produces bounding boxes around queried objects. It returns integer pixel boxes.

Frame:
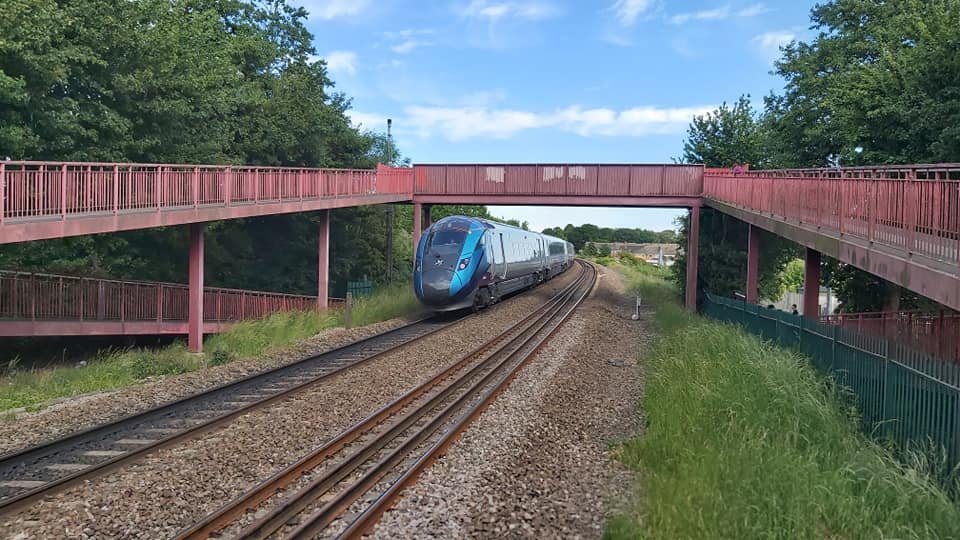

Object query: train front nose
[419,267,455,305]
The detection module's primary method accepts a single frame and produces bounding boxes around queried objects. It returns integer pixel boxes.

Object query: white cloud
[296,0,369,19]
[460,0,560,20]
[385,29,435,54]
[324,51,357,75]
[364,103,714,141]
[670,3,770,24]
[670,6,730,24]
[753,30,795,59]
[737,3,771,17]
[610,0,656,26]
[348,111,390,130]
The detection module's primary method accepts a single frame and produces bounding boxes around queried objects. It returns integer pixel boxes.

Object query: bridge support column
[803,248,821,318]
[685,206,700,311]
[188,223,205,353]
[424,204,433,228]
[318,210,330,310]
[413,202,423,254]
[746,225,761,304]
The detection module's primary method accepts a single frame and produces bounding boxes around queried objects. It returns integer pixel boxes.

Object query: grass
[602,256,960,539]
[0,284,420,413]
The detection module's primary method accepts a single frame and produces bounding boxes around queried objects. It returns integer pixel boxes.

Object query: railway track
[177,260,596,540]
[0,317,461,516]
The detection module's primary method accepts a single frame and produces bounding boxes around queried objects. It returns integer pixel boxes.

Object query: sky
[295,0,818,232]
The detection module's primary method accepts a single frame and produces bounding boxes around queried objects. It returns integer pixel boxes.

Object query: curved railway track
[176,260,596,540]
[0,317,461,516]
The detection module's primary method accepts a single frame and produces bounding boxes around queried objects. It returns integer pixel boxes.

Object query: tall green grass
[0,284,420,413]
[604,263,960,539]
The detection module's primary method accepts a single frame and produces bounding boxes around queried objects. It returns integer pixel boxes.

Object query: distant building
[591,242,679,267]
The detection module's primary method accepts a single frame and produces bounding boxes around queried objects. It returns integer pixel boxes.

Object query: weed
[602,262,960,539]
[0,284,420,414]
[209,349,233,367]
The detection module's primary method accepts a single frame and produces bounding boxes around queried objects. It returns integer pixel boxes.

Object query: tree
[682,95,766,168]
[673,100,800,302]
[0,0,408,297]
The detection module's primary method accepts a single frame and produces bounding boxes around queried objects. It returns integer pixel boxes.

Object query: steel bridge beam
[685,206,700,310]
[746,225,761,305]
[188,223,205,353]
[318,210,330,310]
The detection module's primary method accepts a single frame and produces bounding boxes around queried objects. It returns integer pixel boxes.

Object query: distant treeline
[541,224,677,252]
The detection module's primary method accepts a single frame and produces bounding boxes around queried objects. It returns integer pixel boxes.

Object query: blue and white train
[414,215,576,311]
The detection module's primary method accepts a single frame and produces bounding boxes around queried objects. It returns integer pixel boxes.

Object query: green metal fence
[704,292,960,469]
[346,279,374,298]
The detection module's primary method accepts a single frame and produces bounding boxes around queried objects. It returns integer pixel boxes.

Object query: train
[414,215,576,311]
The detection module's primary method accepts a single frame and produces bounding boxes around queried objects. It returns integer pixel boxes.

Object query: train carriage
[414,216,575,311]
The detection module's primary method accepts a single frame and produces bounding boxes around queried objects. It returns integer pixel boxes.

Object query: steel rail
[0,317,458,516]
[180,261,593,539]
[340,262,596,539]
[175,263,588,540]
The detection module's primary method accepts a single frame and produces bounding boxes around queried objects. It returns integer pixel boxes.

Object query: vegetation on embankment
[0,285,419,415]
[602,254,960,539]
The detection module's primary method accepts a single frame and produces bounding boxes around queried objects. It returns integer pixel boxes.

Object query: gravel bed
[371,267,650,538]
[0,270,579,539]
[0,318,412,455]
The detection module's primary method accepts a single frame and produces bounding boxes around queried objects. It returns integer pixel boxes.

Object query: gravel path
[0,271,579,539]
[371,266,650,539]
[0,319,411,455]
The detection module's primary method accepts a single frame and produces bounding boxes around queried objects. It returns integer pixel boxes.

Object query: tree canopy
[674,0,960,311]
[0,0,414,295]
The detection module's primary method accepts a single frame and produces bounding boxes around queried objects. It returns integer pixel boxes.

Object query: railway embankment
[605,257,960,538]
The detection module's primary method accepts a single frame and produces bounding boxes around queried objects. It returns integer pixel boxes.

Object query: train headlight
[458,257,471,270]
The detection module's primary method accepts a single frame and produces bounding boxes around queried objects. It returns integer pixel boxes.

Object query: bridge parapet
[413,164,703,202]
[0,269,341,337]
[0,161,414,243]
[705,166,960,266]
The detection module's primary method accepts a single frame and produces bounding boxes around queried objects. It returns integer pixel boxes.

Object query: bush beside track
[0,285,419,414]
[600,254,960,539]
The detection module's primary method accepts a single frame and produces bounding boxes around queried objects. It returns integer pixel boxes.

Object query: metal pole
[188,223,205,353]
[385,118,394,283]
[746,224,761,304]
[803,247,821,318]
[685,205,701,310]
[317,210,330,310]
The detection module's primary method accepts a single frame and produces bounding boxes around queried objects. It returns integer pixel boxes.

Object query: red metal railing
[0,161,414,224]
[821,310,960,362]
[704,164,960,264]
[0,270,342,324]
[413,164,703,197]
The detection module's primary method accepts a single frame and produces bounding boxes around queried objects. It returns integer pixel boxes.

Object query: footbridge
[2,160,958,351]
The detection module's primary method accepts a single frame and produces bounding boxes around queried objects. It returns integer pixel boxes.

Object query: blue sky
[296,0,817,232]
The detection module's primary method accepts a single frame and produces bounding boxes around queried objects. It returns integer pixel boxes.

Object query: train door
[493,232,507,278]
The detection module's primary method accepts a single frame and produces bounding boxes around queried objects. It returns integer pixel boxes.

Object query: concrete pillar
[746,225,761,304]
[685,206,700,311]
[413,202,423,254]
[188,223,205,353]
[317,210,330,309]
[803,247,821,318]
